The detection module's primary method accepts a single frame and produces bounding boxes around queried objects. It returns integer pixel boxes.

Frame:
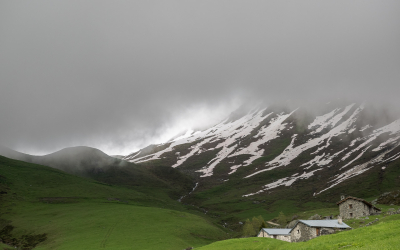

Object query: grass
[0,156,229,249]
[198,213,400,250]
[8,202,227,250]
[186,157,400,232]
[2,144,400,249]
[197,237,288,250]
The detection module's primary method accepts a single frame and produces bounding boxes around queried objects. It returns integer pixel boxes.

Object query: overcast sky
[1,1,400,155]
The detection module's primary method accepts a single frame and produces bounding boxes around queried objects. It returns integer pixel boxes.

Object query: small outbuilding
[290,219,351,242]
[257,228,291,242]
[337,196,381,219]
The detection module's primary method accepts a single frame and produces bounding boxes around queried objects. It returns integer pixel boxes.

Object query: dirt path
[100,223,117,248]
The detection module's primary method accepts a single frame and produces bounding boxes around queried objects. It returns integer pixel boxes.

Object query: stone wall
[259,222,341,242]
[320,227,335,235]
[257,230,268,237]
[339,199,372,219]
[369,206,380,215]
[257,230,291,242]
[290,222,339,242]
[290,222,317,242]
[276,235,291,242]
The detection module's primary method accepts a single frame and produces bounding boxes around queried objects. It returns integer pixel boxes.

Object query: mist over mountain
[1,1,400,155]
[0,145,194,198]
[123,101,400,200]
[0,145,124,174]
[36,146,127,173]
[2,100,400,235]
[2,2,400,248]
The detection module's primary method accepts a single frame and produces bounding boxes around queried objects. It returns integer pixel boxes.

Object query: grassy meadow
[7,202,227,250]
[0,156,228,249]
[198,213,400,250]
[2,153,400,249]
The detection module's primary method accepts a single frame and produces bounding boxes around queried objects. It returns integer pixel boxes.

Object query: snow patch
[348,127,356,134]
[262,104,363,171]
[301,153,331,169]
[229,165,242,175]
[360,125,372,132]
[172,137,214,168]
[228,110,296,166]
[372,135,400,152]
[244,134,298,178]
[316,143,400,195]
[383,151,400,163]
[342,119,400,161]
[308,104,354,135]
[197,146,237,177]
[340,146,371,170]
[243,169,320,197]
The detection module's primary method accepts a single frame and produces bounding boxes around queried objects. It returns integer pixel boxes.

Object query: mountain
[3,101,400,231]
[122,102,400,226]
[0,145,127,175]
[0,144,35,162]
[0,145,194,199]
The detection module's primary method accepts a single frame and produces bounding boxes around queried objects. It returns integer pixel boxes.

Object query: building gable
[337,197,381,219]
[289,220,350,242]
[337,196,381,211]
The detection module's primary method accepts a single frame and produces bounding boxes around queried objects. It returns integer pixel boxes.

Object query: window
[349,204,353,209]
[297,230,300,234]
[350,213,353,217]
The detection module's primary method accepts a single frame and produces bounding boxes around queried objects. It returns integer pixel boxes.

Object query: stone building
[258,219,351,242]
[257,228,291,242]
[337,196,381,219]
[289,220,351,242]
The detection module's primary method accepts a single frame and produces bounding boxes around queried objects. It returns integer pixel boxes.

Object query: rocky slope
[124,102,400,200]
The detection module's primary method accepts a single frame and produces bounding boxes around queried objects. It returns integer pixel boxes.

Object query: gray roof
[296,220,351,229]
[261,228,292,235]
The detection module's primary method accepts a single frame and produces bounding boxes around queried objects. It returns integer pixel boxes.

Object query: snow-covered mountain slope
[123,103,400,198]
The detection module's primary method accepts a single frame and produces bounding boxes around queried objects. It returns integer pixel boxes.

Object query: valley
[2,1,400,249]
[2,102,400,249]
[0,156,228,249]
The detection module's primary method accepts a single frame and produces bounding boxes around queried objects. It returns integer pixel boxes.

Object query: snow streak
[124,102,400,196]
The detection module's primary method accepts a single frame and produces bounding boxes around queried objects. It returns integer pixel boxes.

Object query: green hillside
[0,156,228,249]
[0,146,195,200]
[180,147,400,231]
[198,213,400,250]
[2,147,400,249]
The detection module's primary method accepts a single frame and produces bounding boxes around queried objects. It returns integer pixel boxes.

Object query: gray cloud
[1,1,400,155]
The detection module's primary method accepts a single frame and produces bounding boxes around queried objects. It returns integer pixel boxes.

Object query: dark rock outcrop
[376,190,400,206]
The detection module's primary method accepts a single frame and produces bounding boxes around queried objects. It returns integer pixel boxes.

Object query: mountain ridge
[2,102,400,232]
[0,145,195,199]
[122,102,400,199]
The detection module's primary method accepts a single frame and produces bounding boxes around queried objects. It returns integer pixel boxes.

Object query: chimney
[340,195,345,200]
[338,216,342,225]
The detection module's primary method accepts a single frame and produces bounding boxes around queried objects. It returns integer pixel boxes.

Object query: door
[316,227,320,236]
